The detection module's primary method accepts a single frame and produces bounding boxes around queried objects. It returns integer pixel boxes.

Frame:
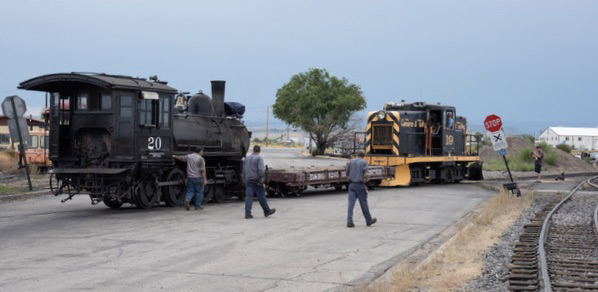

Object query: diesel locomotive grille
[372,124,392,149]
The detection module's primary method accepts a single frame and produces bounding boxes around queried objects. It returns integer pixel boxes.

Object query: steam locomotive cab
[365,101,482,186]
[19,73,180,208]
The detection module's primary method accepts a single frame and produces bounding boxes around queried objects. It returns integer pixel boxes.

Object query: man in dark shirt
[243,145,276,219]
[345,150,377,228]
[532,146,544,182]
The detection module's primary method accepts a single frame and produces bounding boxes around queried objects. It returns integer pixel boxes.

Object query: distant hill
[468,124,525,136]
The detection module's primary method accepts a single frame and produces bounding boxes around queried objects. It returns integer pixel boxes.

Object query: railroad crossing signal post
[485,114,520,196]
[1,95,33,191]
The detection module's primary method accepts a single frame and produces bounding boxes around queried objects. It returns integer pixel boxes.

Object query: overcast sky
[1,0,597,133]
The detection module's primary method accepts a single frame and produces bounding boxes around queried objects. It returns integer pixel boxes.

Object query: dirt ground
[479,136,596,172]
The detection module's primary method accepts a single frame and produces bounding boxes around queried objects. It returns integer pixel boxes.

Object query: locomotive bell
[175,94,186,111]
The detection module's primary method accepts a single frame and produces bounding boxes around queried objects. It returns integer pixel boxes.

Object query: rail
[538,175,598,291]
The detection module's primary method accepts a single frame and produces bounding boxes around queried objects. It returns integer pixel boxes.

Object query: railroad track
[508,176,598,291]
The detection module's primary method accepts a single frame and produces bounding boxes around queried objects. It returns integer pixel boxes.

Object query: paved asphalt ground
[0,148,493,292]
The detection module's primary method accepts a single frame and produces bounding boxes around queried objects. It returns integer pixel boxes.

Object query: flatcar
[364,101,483,186]
[18,72,250,208]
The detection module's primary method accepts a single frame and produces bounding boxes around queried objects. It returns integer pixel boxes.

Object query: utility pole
[265,106,269,147]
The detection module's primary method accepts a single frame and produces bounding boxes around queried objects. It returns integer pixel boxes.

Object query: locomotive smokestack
[211,80,225,117]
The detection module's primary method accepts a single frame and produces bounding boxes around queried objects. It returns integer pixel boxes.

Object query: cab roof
[18,72,178,94]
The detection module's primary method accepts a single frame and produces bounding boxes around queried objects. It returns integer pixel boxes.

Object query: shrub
[544,151,557,165]
[522,134,535,144]
[517,147,534,163]
[556,144,572,153]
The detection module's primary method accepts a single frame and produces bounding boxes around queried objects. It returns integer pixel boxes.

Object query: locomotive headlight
[377,111,386,120]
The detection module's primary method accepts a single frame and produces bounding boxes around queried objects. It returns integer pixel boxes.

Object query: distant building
[538,127,598,150]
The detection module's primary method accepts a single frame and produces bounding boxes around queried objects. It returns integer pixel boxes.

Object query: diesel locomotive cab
[364,101,482,186]
[19,73,179,208]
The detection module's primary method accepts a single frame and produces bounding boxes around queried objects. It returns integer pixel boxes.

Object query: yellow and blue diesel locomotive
[365,101,482,186]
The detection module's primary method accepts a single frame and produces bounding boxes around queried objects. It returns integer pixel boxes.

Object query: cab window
[101,94,112,110]
[446,111,454,129]
[159,94,171,128]
[30,135,39,149]
[41,135,48,149]
[77,93,88,110]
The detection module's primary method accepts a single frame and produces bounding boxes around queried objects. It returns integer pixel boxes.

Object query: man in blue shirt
[243,145,276,219]
[345,150,377,228]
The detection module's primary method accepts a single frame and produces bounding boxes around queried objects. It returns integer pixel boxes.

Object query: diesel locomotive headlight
[377,111,386,119]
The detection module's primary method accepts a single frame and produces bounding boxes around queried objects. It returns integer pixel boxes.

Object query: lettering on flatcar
[309,173,326,181]
[367,168,383,176]
[329,171,339,179]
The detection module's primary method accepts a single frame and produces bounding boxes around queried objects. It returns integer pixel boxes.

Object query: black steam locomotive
[19,73,250,208]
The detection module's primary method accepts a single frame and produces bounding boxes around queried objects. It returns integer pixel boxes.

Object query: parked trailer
[265,165,395,197]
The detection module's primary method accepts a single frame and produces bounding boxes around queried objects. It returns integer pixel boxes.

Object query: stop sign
[484,114,502,133]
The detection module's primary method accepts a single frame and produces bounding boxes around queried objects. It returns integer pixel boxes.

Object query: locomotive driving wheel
[212,185,226,203]
[133,176,160,209]
[162,169,186,207]
[49,173,60,196]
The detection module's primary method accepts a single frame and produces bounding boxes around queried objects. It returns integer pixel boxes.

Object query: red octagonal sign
[484,114,502,132]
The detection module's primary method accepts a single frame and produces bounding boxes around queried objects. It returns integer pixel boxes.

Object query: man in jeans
[532,145,544,183]
[174,147,207,210]
[346,150,377,228]
[243,145,275,219]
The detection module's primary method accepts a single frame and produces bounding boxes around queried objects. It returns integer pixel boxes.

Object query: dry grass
[0,150,18,174]
[367,189,536,291]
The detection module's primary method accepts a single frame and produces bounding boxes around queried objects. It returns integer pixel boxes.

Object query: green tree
[273,68,366,155]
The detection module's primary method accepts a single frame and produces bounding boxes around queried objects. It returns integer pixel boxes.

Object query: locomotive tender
[365,101,483,186]
[19,72,250,208]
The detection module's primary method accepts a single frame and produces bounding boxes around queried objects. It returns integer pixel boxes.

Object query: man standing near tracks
[346,150,377,228]
[243,145,276,219]
[532,145,544,183]
[174,146,207,210]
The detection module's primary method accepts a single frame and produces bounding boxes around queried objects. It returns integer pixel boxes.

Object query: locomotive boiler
[18,72,250,209]
[364,101,483,186]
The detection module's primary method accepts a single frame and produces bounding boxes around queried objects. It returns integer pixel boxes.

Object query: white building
[538,127,598,150]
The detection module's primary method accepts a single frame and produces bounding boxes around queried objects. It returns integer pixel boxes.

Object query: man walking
[346,150,377,228]
[174,147,207,210]
[243,145,275,219]
[532,145,544,182]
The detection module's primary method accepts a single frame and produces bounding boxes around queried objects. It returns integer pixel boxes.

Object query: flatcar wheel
[334,185,343,191]
[163,169,186,207]
[277,185,287,198]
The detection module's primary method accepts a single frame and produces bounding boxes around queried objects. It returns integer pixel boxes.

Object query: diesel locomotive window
[41,135,48,149]
[158,94,171,128]
[29,135,39,149]
[119,95,133,117]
